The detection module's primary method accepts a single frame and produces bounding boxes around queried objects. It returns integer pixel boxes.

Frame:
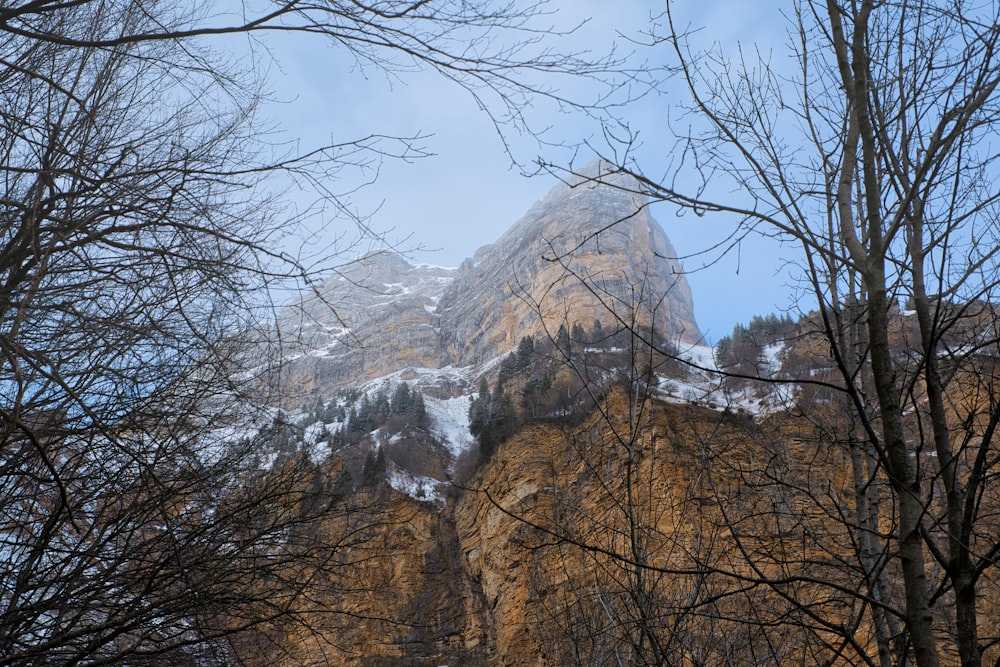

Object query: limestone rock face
[278,160,700,401]
[250,395,834,666]
[437,161,701,368]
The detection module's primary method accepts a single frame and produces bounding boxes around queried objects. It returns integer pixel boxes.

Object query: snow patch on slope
[656,342,796,418]
[425,395,475,457]
[762,342,786,374]
[346,363,482,459]
[387,465,446,506]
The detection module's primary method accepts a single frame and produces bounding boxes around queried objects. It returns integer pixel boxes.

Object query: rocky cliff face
[277,160,700,403]
[237,162,1000,665]
[238,165,720,665]
[437,161,700,368]
[242,389,931,666]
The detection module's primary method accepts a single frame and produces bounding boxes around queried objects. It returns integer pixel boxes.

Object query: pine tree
[373,390,390,424]
[361,447,386,487]
[516,335,535,368]
[556,323,571,359]
[348,406,363,433]
[413,392,428,427]
[468,378,491,439]
[391,382,413,414]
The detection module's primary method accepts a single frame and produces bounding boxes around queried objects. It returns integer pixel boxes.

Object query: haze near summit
[261,0,790,343]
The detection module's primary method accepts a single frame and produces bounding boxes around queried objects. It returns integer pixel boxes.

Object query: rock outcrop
[243,389,940,666]
[437,161,700,368]
[235,174,1000,666]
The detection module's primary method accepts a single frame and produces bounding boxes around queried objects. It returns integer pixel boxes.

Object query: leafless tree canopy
[0,1,622,664]
[520,2,1000,665]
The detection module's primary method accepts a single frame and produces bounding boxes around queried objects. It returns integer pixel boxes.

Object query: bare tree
[0,0,622,155]
[543,1,1000,665]
[0,1,620,663]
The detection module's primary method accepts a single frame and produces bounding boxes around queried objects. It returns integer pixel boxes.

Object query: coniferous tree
[516,336,535,367]
[361,447,386,487]
[413,393,428,428]
[348,406,362,433]
[391,382,413,415]
[556,323,572,359]
[469,378,492,441]
[373,390,390,423]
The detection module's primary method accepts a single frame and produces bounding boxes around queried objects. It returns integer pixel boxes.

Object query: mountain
[436,161,700,366]
[276,160,700,406]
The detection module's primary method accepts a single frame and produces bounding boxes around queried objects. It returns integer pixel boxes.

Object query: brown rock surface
[236,378,1000,665]
[437,161,701,368]
[275,253,456,402]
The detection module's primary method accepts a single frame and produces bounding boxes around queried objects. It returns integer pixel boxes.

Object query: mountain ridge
[277,160,701,406]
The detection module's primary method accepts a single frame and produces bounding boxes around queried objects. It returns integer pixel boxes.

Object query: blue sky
[258,0,794,344]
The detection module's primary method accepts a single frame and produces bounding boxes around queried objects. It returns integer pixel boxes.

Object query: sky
[257,0,795,344]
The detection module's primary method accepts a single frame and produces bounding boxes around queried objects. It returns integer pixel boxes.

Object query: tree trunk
[866,281,940,667]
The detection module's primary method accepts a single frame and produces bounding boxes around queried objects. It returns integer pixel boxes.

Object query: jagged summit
[480,160,644,258]
[437,159,700,366]
[539,158,645,202]
[278,164,700,400]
